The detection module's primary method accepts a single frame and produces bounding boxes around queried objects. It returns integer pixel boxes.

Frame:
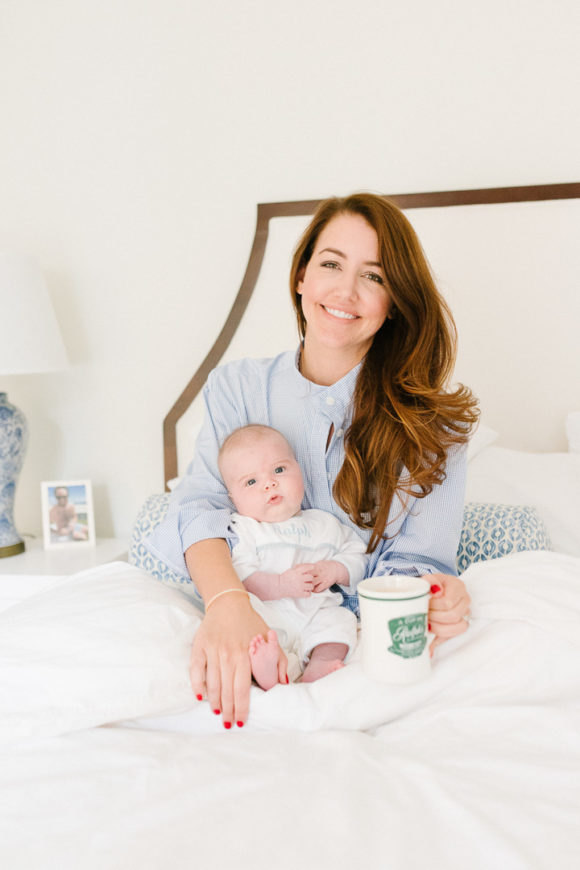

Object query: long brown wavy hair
[290,193,480,553]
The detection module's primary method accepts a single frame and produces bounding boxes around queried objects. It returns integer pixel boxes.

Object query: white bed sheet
[1,714,577,870]
[0,551,579,869]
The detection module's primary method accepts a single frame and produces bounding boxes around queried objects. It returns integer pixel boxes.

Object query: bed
[1,183,580,870]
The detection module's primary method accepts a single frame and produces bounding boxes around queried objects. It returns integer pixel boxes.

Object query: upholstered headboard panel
[164,183,580,487]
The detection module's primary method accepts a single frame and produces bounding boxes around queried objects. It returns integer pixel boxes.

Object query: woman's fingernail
[430,584,442,594]
[196,694,203,701]
[285,675,289,684]
[224,721,232,729]
[236,721,244,728]
[428,623,432,631]
[213,709,220,715]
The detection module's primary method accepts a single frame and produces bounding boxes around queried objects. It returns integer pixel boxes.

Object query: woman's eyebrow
[319,247,382,268]
[319,247,346,258]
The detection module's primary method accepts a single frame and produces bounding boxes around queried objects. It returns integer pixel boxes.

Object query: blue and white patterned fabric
[130,494,203,607]
[131,496,553,606]
[456,502,552,574]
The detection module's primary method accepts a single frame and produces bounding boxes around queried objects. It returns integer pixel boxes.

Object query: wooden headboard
[164,182,580,488]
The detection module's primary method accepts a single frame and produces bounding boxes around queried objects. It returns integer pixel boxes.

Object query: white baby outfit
[229,509,366,665]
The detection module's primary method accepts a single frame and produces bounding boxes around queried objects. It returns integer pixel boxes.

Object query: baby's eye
[274,466,285,474]
[364,272,384,284]
[245,478,256,487]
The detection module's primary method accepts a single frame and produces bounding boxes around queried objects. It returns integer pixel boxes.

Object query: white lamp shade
[0,254,68,374]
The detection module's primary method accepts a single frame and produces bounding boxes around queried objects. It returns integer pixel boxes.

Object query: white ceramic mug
[358,575,431,684]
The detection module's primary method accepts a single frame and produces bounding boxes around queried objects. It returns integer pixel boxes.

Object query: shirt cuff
[180,508,237,555]
[374,553,455,578]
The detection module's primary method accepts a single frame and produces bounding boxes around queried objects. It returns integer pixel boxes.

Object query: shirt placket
[312,393,344,511]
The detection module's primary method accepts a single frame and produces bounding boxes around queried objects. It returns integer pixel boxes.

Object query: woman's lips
[322,305,357,320]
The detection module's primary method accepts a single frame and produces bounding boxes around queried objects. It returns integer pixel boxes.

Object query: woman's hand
[427,573,471,656]
[189,594,288,728]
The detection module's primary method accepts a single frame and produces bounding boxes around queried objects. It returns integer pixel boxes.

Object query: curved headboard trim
[163,181,580,486]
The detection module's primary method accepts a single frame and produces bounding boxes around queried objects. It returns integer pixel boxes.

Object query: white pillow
[0,562,200,743]
[466,446,580,556]
[566,411,580,453]
[466,424,499,462]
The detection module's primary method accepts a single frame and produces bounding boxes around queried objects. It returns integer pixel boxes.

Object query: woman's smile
[322,305,357,320]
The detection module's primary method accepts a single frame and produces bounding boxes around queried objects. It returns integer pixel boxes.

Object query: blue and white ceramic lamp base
[0,392,27,557]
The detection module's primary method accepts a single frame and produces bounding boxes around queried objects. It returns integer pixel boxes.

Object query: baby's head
[218,425,304,523]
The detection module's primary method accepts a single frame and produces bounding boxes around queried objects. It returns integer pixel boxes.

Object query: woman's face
[296,212,393,362]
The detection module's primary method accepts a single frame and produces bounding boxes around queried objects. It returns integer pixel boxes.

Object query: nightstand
[0,537,129,613]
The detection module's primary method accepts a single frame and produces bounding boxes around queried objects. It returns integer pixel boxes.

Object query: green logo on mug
[388,613,427,658]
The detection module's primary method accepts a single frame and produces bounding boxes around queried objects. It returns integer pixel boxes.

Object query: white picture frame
[41,479,96,549]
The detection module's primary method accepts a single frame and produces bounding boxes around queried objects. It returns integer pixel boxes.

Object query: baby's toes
[249,634,265,656]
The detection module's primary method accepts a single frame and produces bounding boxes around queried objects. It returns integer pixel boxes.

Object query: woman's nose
[335,271,357,298]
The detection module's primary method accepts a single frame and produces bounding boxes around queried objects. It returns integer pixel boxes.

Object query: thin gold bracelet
[205,588,249,612]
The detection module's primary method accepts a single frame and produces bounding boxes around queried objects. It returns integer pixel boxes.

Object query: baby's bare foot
[249,630,281,691]
[300,658,345,683]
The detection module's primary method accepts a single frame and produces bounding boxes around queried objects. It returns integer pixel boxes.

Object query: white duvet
[1,551,579,869]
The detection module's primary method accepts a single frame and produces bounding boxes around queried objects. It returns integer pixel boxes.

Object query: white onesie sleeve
[319,512,368,589]
[228,515,262,581]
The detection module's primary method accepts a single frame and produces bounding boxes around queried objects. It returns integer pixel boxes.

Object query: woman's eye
[321,261,340,270]
[364,272,384,284]
[274,466,285,474]
[246,478,256,487]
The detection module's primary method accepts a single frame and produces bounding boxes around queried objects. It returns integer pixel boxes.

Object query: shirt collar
[293,345,361,389]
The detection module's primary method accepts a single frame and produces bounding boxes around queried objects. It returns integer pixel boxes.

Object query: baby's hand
[304,560,349,592]
[278,566,315,598]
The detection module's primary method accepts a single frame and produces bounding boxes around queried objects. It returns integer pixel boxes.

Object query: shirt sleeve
[371,443,467,580]
[144,366,248,577]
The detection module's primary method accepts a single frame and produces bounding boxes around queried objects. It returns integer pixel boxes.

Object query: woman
[146,193,479,729]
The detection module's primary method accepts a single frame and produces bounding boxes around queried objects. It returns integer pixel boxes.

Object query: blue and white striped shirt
[145,350,466,604]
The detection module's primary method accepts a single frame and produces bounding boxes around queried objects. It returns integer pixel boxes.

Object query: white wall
[1,0,578,541]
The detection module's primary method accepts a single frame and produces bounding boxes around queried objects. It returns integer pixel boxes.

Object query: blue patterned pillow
[130,493,203,606]
[457,502,552,574]
[131,495,552,590]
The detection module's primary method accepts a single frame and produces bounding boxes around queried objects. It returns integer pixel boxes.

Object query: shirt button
[326,396,335,406]
[327,473,331,480]
[336,428,343,437]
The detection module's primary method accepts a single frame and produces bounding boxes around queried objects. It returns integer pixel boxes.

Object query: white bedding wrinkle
[0,551,579,869]
[128,552,580,736]
[1,552,580,742]
[0,695,578,869]
[0,563,201,742]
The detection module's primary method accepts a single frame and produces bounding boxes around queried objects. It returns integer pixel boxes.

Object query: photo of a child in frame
[41,480,95,548]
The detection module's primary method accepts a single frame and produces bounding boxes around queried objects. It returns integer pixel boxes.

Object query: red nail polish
[224,721,232,729]
[428,623,431,631]
[285,675,289,684]
[213,709,220,715]
[236,721,244,728]
[196,694,203,701]
[430,584,441,594]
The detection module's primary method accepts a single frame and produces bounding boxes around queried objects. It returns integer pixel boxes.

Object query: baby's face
[221,431,304,523]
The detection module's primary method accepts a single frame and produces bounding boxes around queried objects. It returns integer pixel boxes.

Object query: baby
[218,424,367,689]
